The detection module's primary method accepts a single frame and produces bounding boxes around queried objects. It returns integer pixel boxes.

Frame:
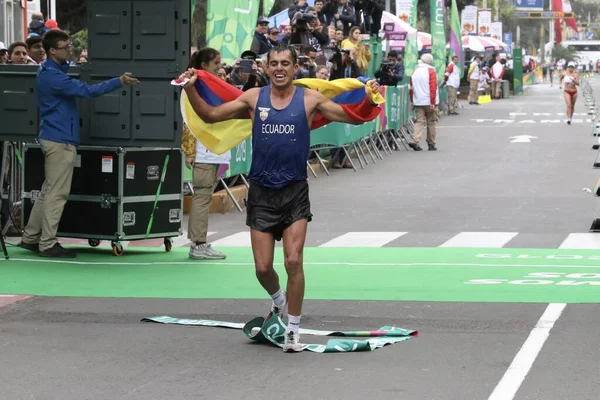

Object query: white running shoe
[270,291,287,318]
[283,330,302,353]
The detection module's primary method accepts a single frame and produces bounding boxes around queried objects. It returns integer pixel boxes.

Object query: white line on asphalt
[440,232,518,248]
[558,233,600,249]
[210,232,252,247]
[319,232,407,247]
[487,303,567,400]
[3,259,600,268]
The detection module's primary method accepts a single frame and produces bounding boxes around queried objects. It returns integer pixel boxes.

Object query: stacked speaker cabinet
[0,0,191,255]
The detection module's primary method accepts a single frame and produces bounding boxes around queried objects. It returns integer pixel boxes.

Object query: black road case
[22,145,183,256]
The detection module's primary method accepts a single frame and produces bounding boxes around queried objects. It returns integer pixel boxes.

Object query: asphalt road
[2,79,600,400]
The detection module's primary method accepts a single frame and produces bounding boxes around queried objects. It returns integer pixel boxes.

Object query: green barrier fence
[184,84,413,184]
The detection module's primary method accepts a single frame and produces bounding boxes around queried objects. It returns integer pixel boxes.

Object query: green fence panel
[224,138,252,178]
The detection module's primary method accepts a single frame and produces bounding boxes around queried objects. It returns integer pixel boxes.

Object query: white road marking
[320,232,407,247]
[440,232,518,248]
[558,233,600,249]
[3,260,600,269]
[210,232,252,247]
[487,303,567,400]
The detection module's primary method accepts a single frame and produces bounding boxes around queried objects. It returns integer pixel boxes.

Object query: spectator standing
[19,30,139,258]
[490,58,505,99]
[467,55,481,105]
[340,26,371,74]
[409,54,439,151]
[250,17,271,57]
[181,48,230,260]
[443,55,460,115]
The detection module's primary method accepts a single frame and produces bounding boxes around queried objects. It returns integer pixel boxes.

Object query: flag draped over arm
[181,70,385,155]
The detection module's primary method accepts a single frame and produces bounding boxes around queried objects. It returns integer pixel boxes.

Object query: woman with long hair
[559,61,580,125]
[339,26,371,75]
[181,48,231,260]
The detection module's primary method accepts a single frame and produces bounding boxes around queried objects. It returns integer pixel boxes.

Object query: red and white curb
[0,295,30,308]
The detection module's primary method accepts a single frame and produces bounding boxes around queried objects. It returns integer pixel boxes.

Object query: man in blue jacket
[19,29,139,258]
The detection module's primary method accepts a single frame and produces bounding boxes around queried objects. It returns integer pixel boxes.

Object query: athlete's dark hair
[189,47,220,70]
[267,43,298,65]
[42,29,70,55]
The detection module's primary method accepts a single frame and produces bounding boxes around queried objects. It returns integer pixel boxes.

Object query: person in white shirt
[479,66,491,95]
[181,48,231,260]
[408,54,439,151]
[443,55,461,115]
[467,55,481,105]
[490,58,505,99]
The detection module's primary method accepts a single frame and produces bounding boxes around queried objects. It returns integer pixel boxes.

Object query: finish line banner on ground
[182,85,411,181]
[142,312,417,353]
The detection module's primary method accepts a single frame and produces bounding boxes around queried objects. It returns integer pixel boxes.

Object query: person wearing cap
[251,17,271,56]
[268,28,280,47]
[467,55,481,105]
[559,61,580,125]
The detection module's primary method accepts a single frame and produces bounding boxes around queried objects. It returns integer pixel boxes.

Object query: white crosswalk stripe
[439,232,519,248]
[11,231,600,249]
[319,232,407,247]
[210,232,252,247]
[558,233,600,249]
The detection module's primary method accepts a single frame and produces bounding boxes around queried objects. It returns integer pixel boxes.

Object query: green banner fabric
[385,86,401,130]
[141,312,417,353]
[206,0,259,64]
[448,0,464,78]
[430,0,447,85]
[223,138,252,178]
[513,48,523,96]
[402,0,419,84]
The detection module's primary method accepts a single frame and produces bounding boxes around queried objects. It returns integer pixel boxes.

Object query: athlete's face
[267,50,298,89]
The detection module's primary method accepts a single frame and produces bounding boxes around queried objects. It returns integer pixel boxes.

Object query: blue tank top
[248,86,310,188]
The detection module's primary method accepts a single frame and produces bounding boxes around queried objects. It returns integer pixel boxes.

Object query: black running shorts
[245,179,313,241]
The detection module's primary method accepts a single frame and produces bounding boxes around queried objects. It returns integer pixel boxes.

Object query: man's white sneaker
[270,291,287,318]
[283,330,302,353]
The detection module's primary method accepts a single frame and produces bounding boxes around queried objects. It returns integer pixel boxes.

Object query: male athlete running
[179,44,381,352]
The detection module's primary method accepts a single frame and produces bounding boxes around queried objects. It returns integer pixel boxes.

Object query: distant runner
[559,61,580,125]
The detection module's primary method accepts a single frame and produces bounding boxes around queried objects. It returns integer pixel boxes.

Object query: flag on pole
[448,0,464,78]
[430,0,447,85]
[403,0,419,80]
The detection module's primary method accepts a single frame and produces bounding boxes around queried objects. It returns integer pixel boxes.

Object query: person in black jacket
[353,0,385,35]
[250,17,272,56]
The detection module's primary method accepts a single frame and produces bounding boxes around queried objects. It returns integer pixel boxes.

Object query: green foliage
[71,29,88,57]
[551,43,580,63]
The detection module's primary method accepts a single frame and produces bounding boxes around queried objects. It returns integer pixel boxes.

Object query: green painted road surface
[1,246,600,303]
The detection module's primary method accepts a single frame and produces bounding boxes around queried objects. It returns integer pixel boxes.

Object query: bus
[563,40,600,64]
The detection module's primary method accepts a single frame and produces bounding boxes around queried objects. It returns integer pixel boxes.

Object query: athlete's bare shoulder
[242,87,262,112]
[302,87,326,110]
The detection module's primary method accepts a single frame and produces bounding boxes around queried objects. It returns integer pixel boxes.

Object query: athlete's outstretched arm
[313,80,381,125]
[180,70,255,123]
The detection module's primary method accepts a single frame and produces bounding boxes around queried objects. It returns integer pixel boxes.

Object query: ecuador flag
[180,70,385,155]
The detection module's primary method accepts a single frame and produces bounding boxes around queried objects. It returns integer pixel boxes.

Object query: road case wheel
[164,238,172,252]
[88,239,101,247]
[112,241,124,256]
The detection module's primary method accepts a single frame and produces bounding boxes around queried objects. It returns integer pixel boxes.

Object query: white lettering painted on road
[517,120,536,124]
[510,135,537,143]
[493,119,514,124]
[540,120,562,123]
[487,303,566,400]
[509,112,528,116]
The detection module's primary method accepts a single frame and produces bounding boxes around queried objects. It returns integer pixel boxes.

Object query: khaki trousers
[188,163,219,243]
[469,79,479,103]
[413,106,437,145]
[492,80,502,98]
[22,139,77,251]
[447,86,458,112]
